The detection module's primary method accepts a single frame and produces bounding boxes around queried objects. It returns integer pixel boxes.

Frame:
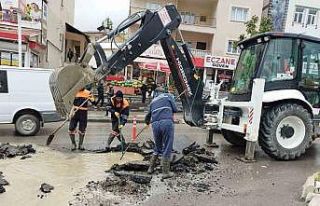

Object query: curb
[87,118,182,124]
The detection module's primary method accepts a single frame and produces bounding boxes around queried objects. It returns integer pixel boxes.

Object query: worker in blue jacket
[145,90,177,179]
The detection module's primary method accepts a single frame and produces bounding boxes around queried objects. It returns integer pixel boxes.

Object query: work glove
[144,123,150,128]
[115,112,120,118]
[118,124,124,129]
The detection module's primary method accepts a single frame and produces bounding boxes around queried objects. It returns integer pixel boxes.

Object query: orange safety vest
[73,89,95,110]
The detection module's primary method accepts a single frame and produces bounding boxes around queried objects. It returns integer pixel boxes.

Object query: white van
[0,66,62,136]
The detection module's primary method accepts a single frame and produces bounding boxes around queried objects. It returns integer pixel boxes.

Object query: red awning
[0,30,28,42]
[106,75,125,81]
[142,62,158,70]
[159,62,170,73]
[29,41,46,52]
[193,57,204,68]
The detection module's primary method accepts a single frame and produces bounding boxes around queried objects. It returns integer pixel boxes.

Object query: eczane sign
[204,55,237,70]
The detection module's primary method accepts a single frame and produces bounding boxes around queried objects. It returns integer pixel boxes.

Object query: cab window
[260,38,298,82]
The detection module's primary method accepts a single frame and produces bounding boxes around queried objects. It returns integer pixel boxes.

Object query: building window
[146,3,161,11]
[307,9,318,25]
[231,7,249,22]
[0,70,8,93]
[200,16,207,22]
[180,12,196,25]
[0,51,25,67]
[294,7,305,24]
[227,40,240,54]
[196,42,207,50]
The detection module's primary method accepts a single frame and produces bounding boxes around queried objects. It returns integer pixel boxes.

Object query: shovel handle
[120,124,149,160]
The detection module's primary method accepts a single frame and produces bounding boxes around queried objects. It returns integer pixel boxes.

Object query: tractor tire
[221,129,246,147]
[259,103,313,160]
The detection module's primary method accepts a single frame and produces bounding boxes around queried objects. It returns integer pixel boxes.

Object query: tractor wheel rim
[276,116,305,149]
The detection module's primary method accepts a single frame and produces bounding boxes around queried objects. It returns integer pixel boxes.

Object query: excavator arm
[49,5,204,126]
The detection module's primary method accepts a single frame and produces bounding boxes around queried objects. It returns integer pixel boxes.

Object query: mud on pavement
[70,141,237,205]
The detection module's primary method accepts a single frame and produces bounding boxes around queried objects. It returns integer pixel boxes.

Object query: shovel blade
[49,65,95,117]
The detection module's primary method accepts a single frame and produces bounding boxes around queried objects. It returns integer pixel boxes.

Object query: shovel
[46,98,91,146]
[119,124,149,160]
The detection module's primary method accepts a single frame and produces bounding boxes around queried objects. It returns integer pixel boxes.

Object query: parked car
[0,66,62,136]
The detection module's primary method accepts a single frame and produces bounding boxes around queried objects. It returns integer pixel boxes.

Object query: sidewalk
[88,110,184,124]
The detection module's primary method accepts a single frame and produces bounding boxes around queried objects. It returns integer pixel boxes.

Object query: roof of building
[65,23,90,42]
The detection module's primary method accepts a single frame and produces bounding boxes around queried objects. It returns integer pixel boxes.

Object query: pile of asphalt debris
[75,141,219,204]
[0,171,9,193]
[0,143,36,159]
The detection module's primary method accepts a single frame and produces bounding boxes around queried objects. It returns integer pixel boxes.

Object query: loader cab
[229,32,320,108]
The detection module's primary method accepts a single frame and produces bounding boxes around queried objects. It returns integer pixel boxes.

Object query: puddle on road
[0,146,142,206]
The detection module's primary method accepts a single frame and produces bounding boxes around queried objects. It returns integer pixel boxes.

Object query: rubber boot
[78,133,85,150]
[106,133,115,151]
[147,155,158,174]
[69,133,77,151]
[161,158,174,179]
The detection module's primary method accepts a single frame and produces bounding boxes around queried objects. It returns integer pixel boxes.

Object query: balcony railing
[179,11,216,28]
[189,48,212,57]
[130,6,216,28]
[0,10,18,24]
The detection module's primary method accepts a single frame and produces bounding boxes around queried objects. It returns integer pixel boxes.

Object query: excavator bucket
[49,65,95,118]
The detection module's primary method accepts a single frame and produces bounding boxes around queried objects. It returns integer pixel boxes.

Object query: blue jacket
[145,93,178,124]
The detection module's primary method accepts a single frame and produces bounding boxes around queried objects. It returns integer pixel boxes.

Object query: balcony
[130,6,216,33]
[0,11,18,25]
[179,11,216,28]
[178,11,216,34]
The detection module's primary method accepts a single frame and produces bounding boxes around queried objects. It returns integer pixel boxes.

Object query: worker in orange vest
[106,90,129,150]
[69,87,95,151]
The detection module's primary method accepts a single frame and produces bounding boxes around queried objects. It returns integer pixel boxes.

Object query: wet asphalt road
[1,122,319,206]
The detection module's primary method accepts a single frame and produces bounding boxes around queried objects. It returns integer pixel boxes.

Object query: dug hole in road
[0,122,319,206]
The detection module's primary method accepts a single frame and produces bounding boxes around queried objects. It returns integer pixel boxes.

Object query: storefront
[0,30,45,67]
[203,55,238,91]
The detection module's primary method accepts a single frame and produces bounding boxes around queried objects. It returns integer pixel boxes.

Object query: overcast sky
[74,0,130,32]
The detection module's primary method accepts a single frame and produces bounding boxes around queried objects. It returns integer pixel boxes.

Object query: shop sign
[204,55,237,70]
[141,44,165,59]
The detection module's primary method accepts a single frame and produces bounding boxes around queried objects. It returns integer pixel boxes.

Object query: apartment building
[0,0,77,69]
[129,0,263,87]
[263,0,320,37]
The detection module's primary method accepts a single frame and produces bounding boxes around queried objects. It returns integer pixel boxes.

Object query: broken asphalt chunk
[0,179,9,186]
[113,171,152,184]
[0,143,36,159]
[194,154,218,164]
[0,185,5,193]
[40,183,54,193]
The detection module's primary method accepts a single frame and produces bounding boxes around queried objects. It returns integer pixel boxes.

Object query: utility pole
[18,11,22,68]
[12,7,22,67]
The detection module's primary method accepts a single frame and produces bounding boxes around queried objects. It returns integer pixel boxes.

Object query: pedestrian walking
[67,48,74,62]
[145,91,178,179]
[140,83,147,104]
[68,87,95,151]
[106,90,130,150]
[95,81,104,109]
